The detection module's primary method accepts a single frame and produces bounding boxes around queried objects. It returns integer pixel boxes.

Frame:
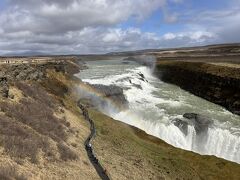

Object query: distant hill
[3,51,49,57]
[107,43,240,56]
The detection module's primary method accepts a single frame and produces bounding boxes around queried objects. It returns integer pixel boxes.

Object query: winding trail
[78,101,110,180]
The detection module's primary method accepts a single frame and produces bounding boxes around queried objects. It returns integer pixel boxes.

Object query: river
[76,58,240,164]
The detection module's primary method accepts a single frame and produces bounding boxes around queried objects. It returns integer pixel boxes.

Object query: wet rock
[172,118,188,136]
[183,113,213,134]
[90,84,128,107]
[183,113,197,119]
[138,73,148,82]
[138,73,145,79]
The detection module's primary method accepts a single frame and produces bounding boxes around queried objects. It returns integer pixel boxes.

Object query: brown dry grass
[8,86,23,103]
[0,65,99,179]
[0,82,78,163]
[0,164,27,180]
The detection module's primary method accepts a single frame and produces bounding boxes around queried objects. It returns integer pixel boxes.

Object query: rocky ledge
[0,60,76,98]
[155,61,240,115]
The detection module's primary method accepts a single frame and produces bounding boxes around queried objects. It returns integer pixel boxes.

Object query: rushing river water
[76,58,240,164]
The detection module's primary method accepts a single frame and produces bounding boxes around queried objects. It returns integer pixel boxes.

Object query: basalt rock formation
[156,61,240,115]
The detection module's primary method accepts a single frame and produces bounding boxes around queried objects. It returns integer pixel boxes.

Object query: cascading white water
[76,59,240,164]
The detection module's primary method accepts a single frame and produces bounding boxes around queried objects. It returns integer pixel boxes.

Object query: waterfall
[76,59,240,164]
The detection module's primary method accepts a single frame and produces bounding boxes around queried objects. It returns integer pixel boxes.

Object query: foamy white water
[76,59,240,163]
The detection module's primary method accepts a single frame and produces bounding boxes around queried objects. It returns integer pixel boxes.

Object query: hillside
[0,60,99,179]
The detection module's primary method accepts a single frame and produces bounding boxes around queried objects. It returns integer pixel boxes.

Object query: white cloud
[1,0,166,34]
[0,0,239,54]
[0,25,217,55]
[169,0,184,4]
[163,33,176,40]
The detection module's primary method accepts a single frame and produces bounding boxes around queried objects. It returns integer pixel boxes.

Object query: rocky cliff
[155,61,240,115]
[0,60,82,99]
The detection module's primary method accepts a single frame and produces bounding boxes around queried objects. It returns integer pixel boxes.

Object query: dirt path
[78,102,110,180]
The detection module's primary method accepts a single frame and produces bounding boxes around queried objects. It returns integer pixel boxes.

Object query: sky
[0,0,240,55]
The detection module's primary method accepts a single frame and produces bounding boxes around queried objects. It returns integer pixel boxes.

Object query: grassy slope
[89,109,240,180]
[0,68,99,179]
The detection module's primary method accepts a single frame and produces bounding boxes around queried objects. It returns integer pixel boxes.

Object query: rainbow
[75,82,127,114]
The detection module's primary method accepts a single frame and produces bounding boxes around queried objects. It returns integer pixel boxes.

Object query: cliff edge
[155,61,240,115]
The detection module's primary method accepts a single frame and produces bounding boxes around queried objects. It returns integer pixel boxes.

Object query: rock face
[90,84,128,107]
[172,118,188,135]
[0,62,69,82]
[155,63,240,115]
[0,61,69,99]
[183,113,213,134]
[0,64,45,81]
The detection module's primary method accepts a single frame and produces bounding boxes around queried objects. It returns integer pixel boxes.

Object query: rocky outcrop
[90,84,128,107]
[155,62,240,115]
[0,61,69,99]
[173,113,213,135]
